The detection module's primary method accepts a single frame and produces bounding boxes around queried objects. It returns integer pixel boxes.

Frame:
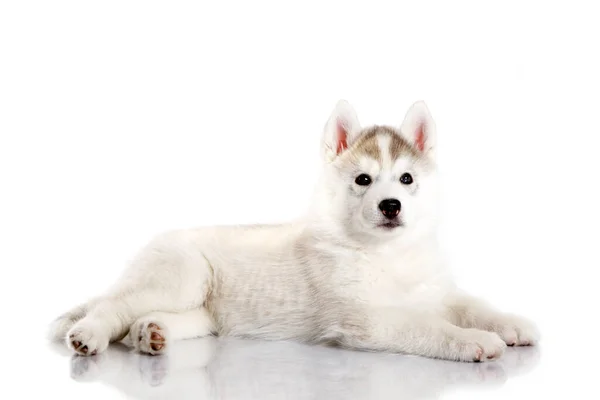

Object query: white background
[1,1,598,399]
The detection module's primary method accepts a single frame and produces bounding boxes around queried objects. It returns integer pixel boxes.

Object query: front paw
[451,329,507,362]
[490,314,540,347]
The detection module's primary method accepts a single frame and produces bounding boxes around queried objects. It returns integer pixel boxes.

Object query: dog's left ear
[399,101,437,158]
[322,100,361,161]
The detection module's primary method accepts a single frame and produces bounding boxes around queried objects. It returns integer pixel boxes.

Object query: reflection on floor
[49,336,540,400]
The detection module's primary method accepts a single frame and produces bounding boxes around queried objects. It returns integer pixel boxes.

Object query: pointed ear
[399,101,437,158]
[322,100,361,161]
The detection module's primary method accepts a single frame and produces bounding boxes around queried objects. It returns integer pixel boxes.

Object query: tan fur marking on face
[348,129,381,162]
[387,128,420,160]
[346,126,420,162]
[337,126,426,172]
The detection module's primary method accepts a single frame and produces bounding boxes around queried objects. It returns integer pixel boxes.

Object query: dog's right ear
[322,100,361,162]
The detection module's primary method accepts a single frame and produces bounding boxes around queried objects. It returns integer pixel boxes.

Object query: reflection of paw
[472,362,507,384]
[431,357,507,388]
[67,321,109,356]
[488,314,540,346]
[499,345,542,377]
[138,353,169,386]
[70,352,107,381]
[451,329,507,362]
[131,318,168,355]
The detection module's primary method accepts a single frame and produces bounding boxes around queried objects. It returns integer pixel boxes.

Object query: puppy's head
[316,100,439,243]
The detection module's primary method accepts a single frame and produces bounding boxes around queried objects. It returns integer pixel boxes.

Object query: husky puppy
[49,100,539,362]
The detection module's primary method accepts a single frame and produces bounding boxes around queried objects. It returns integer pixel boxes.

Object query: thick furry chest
[331,249,451,310]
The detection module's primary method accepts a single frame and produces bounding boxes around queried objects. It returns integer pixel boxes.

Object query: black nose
[378,199,401,219]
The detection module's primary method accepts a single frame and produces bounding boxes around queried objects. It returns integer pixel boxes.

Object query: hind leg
[66,293,167,356]
[62,230,213,356]
[128,308,216,355]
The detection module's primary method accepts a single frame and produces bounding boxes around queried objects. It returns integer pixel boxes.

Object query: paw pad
[151,332,162,341]
[137,321,166,355]
[150,342,164,351]
[70,337,97,356]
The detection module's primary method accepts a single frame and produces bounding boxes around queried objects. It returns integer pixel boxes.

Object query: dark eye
[400,173,413,185]
[355,174,372,186]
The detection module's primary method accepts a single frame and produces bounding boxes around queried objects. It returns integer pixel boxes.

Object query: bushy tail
[47,301,92,342]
